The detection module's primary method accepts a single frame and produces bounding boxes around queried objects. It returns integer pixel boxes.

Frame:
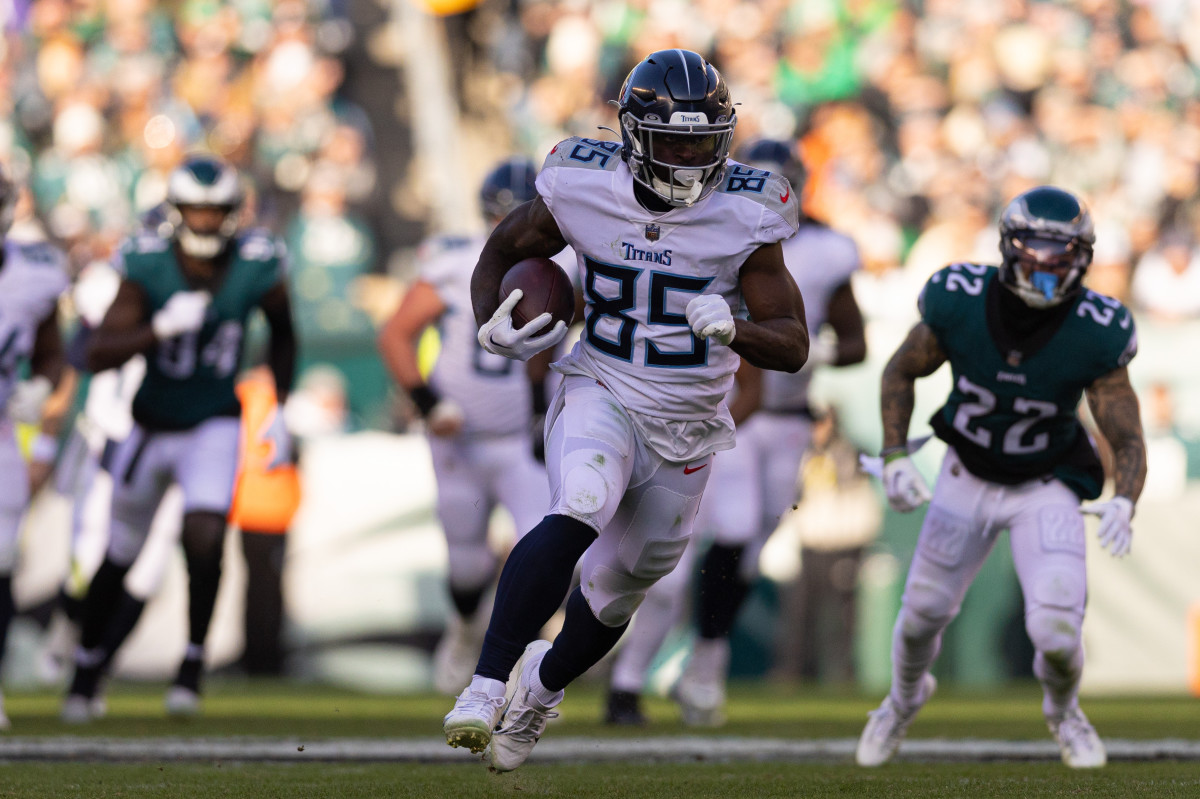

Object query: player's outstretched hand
[882,454,932,513]
[152,290,211,340]
[1080,496,1133,558]
[685,294,736,346]
[478,289,567,361]
[6,375,52,424]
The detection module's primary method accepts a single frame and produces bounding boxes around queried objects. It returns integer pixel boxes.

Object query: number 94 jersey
[920,263,1136,500]
[117,230,286,431]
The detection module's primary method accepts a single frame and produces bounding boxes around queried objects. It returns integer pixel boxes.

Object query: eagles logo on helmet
[617,49,736,208]
[998,186,1095,309]
[165,154,245,259]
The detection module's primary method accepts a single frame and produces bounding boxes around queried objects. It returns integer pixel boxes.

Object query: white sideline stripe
[0,738,1197,763]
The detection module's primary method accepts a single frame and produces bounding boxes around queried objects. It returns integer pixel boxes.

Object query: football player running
[378,157,566,696]
[855,186,1145,769]
[443,50,809,772]
[61,154,296,722]
[605,138,867,727]
[0,164,69,729]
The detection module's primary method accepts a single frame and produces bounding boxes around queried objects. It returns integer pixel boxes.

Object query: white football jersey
[419,234,576,436]
[538,138,798,460]
[761,222,862,412]
[0,238,69,414]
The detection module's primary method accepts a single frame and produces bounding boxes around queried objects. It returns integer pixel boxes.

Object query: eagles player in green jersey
[61,155,296,722]
[856,186,1146,769]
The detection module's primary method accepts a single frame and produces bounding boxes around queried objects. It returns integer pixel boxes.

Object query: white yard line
[0,737,1197,763]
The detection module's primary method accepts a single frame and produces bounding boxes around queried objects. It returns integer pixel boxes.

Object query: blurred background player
[378,156,573,695]
[856,186,1145,769]
[0,163,70,729]
[604,138,867,726]
[62,154,296,722]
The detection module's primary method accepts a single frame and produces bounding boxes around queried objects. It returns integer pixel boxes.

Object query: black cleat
[604,689,647,726]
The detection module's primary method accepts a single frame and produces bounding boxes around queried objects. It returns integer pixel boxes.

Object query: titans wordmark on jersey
[117,230,285,431]
[920,263,1136,500]
[535,137,798,459]
[0,239,69,411]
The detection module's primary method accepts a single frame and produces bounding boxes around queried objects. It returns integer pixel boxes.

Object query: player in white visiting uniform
[378,157,568,695]
[0,164,69,729]
[605,138,868,726]
[441,49,809,772]
[855,186,1145,769]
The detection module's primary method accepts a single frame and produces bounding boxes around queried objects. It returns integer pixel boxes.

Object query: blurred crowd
[7,0,1200,439]
[455,0,1200,321]
[1,0,381,428]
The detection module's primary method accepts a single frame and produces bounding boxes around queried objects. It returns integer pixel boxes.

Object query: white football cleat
[1048,707,1107,768]
[485,640,562,773]
[444,682,506,754]
[432,611,488,696]
[61,694,93,725]
[671,638,729,727]
[164,686,201,717]
[670,671,726,727]
[855,673,937,767]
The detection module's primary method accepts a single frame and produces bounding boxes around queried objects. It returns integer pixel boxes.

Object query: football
[499,257,576,330]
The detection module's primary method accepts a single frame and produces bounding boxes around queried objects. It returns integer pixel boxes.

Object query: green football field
[0,679,1197,798]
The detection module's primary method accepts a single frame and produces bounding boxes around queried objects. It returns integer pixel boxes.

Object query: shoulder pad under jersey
[717,162,799,228]
[236,229,284,262]
[416,234,474,262]
[542,137,624,172]
[12,239,67,270]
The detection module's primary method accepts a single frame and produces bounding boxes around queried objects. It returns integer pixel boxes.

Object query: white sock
[468,674,506,699]
[527,655,564,707]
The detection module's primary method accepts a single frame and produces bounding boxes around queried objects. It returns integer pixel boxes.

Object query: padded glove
[685,294,736,346]
[882,453,932,513]
[152,290,211,340]
[1080,496,1133,558]
[477,289,566,361]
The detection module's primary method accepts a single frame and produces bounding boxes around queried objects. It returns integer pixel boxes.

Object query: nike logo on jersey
[780,188,791,203]
[683,462,708,475]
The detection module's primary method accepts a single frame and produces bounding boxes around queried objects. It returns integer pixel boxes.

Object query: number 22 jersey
[536,137,799,461]
[920,263,1137,500]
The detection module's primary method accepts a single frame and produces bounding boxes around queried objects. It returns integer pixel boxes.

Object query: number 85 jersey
[921,263,1136,501]
[536,137,798,460]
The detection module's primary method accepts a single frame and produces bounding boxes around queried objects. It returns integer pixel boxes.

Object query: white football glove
[477,289,567,362]
[685,294,736,346]
[152,290,211,340]
[7,375,53,424]
[882,454,932,513]
[257,409,293,471]
[1080,496,1133,558]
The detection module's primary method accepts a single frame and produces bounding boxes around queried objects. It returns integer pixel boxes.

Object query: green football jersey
[920,263,1137,500]
[119,230,285,430]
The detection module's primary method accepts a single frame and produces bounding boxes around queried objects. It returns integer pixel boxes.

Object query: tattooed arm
[1084,366,1147,503]
[880,322,947,451]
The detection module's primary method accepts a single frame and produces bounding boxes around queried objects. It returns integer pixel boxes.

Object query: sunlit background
[6,0,1200,699]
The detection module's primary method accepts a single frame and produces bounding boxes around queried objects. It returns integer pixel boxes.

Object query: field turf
[0,679,1196,797]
